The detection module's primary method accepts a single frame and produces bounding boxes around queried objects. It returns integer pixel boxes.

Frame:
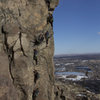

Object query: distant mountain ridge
[54,53,100,60]
[55,53,100,57]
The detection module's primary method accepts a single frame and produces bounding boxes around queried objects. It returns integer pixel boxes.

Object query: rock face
[0,0,59,100]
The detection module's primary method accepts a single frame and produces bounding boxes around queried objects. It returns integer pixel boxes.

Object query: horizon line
[54,52,100,56]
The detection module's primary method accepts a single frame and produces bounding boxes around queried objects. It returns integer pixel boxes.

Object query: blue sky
[53,0,100,55]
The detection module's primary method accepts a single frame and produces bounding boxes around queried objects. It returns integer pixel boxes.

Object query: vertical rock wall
[0,0,59,100]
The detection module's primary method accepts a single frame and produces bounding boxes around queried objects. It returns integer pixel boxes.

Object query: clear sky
[53,0,100,55]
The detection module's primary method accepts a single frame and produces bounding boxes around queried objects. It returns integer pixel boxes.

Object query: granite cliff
[0,0,59,100]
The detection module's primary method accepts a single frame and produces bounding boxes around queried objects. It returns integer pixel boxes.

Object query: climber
[34,70,40,84]
[45,31,50,47]
[45,0,51,8]
[47,13,53,26]
[38,34,44,44]
[32,34,44,46]
[32,88,39,100]
[33,49,38,65]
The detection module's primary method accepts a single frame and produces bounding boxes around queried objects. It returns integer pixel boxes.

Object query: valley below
[54,54,100,100]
